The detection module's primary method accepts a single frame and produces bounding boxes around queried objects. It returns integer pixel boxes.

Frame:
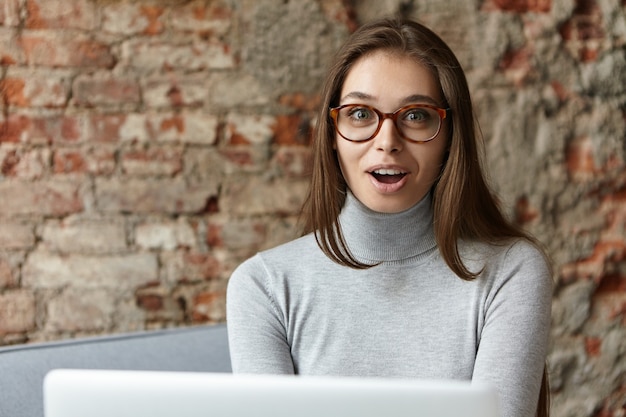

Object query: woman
[227,18,552,417]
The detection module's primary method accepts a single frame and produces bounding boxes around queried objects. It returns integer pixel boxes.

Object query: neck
[338,191,437,263]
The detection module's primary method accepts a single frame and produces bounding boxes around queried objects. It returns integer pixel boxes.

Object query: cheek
[415,143,448,176]
[334,141,361,182]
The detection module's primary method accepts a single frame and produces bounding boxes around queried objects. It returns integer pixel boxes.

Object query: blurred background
[0,0,624,415]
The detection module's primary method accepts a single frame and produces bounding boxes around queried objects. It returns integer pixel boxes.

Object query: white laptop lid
[44,369,499,417]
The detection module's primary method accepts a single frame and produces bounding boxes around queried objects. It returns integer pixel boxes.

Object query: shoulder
[259,233,320,262]
[461,238,553,289]
[229,233,320,283]
[461,237,547,267]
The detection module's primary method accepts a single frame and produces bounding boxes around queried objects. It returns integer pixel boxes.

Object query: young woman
[227,18,552,417]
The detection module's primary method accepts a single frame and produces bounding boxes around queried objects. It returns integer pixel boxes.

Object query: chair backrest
[0,324,231,417]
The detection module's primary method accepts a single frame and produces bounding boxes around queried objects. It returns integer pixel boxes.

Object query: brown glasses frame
[329,103,451,143]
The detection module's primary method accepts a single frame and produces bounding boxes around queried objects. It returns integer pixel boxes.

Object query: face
[334,50,449,213]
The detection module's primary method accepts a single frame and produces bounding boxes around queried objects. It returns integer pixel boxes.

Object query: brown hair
[302,17,528,278]
[300,17,550,417]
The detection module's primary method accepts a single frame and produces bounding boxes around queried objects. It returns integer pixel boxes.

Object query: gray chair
[0,324,231,417]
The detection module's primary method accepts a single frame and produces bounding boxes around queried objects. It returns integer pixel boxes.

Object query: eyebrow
[340,92,442,107]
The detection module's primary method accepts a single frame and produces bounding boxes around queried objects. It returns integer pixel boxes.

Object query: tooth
[374,169,402,175]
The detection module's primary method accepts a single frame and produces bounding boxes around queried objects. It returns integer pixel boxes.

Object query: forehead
[340,50,442,106]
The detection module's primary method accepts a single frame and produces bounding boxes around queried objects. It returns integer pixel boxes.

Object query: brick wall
[1,0,625,415]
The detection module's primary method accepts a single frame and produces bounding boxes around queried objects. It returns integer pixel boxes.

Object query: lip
[366,164,410,193]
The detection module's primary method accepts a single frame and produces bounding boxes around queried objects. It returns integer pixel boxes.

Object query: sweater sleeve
[226,254,295,374]
[472,241,553,417]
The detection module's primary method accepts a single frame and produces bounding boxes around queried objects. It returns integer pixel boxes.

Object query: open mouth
[370,168,407,184]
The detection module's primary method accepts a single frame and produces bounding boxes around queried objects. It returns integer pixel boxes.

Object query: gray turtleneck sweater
[226,192,552,417]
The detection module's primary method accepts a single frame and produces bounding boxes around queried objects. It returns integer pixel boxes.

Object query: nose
[373,118,403,153]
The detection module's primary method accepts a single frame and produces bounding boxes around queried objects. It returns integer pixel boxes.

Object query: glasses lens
[336,105,379,141]
[335,105,443,142]
[396,106,442,142]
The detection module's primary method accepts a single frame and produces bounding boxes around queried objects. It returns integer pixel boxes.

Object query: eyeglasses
[329,103,450,143]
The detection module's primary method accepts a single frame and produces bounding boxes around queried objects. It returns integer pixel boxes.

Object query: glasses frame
[329,103,451,143]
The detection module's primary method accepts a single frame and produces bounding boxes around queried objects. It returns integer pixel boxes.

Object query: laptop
[44,369,499,417]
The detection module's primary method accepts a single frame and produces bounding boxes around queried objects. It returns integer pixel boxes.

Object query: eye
[347,106,374,121]
[402,108,431,123]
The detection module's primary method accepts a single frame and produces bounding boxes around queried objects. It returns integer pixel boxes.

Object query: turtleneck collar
[338,190,437,263]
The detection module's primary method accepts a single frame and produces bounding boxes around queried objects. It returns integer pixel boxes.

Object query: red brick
[584,337,602,357]
[95,177,217,214]
[23,251,158,290]
[559,0,605,62]
[591,272,626,327]
[562,240,626,283]
[146,112,219,144]
[53,146,115,176]
[25,0,97,30]
[219,147,269,173]
[0,222,35,250]
[191,289,225,322]
[0,146,49,178]
[161,250,222,285]
[102,3,165,35]
[85,146,116,175]
[595,273,626,294]
[21,32,115,68]
[206,223,223,248]
[271,147,313,178]
[41,218,127,254]
[139,5,165,35]
[566,136,596,181]
[498,46,534,86]
[550,81,572,103]
[319,0,358,33]
[122,38,235,71]
[0,290,36,335]
[487,0,551,12]
[53,148,87,174]
[45,289,115,332]
[121,145,183,176]
[0,69,70,108]
[0,28,25,65]
[225,113,274,145]
[135,219,196,250]
[219,148,255,168]
[0,114,29,143]
[136,293,164,311]
[593,386,626,417]
[277,93,321,112]
[207,219,268,251]
[72,73,140,107]
[221,176,309,216]
[0,258,16,288]
[0,113,84,144]
[181,252,221,282]
[169,1,233,35]
[0,0,20,27]
[89,114,126,143]
[0,179,83,216]
[514,195,540,225]
[142,74,210,108]
[272,113,313,146]
[90,112,219,144]
[204,196,219,214]
[0,77,27,107]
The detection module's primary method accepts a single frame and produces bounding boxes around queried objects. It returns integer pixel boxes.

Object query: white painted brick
[22,250,158,289]
[135,218,196,250]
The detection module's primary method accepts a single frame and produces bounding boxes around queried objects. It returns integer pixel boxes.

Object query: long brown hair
[302,17,528,278]
[300,17,550,416]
